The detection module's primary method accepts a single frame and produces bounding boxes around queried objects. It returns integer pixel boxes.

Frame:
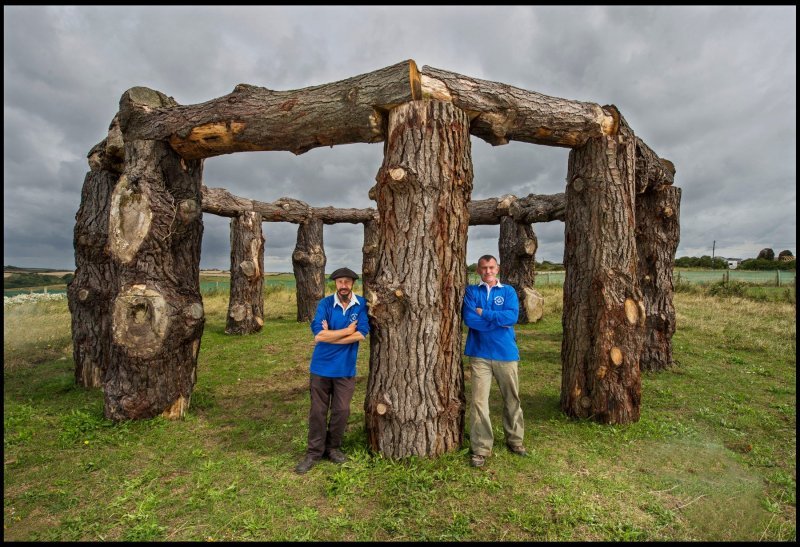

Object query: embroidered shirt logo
[350,313,359,322]
[494,296,505,306]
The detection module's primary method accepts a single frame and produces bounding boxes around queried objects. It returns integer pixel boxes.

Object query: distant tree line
[467,260,564,274]
[676,248,795,271]
[4,272,74,289]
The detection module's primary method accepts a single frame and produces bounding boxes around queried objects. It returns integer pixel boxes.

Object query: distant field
[5,268,795,298]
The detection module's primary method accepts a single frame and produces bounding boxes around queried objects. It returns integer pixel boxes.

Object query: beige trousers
[469,357,524,456]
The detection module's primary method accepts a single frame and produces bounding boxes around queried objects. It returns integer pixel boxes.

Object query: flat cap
[330,267,359,281]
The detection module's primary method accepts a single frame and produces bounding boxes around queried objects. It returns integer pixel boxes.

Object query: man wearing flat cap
[295,267,369,474]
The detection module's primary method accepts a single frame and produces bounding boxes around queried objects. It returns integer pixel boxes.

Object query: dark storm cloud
[4,6,796,272]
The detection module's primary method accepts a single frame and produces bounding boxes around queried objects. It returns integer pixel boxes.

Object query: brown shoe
[295,455,320,474]
[507,444,528,457]
[470,454,486,467]
[326,448,348,464]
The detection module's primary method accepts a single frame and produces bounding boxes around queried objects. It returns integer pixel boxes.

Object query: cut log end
[610,346,624,366]
[376,403,388,415]
[389,167,407,182]
[624,298,639,325]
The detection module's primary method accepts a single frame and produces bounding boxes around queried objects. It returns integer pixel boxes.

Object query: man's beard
[338,288,352,301]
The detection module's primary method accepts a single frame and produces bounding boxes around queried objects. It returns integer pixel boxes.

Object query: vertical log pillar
[361,219,379,298]
[365,100,472,458]
[499,216,543,323]
[226,212,265,334]
[561,108,644,424]
[68,140,120,388]
[102,87,205,421]
[292,218,326,322]
[636,186,681,371]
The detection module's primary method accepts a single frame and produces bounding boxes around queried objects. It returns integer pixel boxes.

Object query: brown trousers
[306,373,356,458]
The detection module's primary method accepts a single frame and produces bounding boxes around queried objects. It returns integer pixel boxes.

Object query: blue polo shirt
[309,293,370,378]
[462,281,520,361]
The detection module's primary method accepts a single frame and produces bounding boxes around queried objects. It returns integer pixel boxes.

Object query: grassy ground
[3,286,796,541]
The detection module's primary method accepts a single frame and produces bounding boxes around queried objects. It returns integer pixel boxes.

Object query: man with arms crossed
[295,267,369,474]
[462,255,527,468]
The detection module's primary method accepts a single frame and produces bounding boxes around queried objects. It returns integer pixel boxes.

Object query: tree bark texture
[498,217,540,324]
[420,66,617,148]
[68,141,119,388]
[103,138,205,421]
[226,212,265,335]
[635,137,675,193]
[117,60,422,159]
[361,219,379,298]
[201,186,377,224]
[365,100,472,458]
[561,110,644,424]
[636,186,681,372]
[293,219,326,322]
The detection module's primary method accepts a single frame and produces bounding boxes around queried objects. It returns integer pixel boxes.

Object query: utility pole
[711,240,716,269]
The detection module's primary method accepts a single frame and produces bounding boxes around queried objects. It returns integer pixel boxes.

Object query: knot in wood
[239,260,256,278]
[185,302,204,320]
[178,199,199,224]
[571,176,585,193]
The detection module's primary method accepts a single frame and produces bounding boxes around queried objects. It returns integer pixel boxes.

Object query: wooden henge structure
[68,60,681,458]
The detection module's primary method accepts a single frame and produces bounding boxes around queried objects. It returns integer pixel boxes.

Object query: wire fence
[4,269,795,297]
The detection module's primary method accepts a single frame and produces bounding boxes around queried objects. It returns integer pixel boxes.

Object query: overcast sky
[4,6,796,272]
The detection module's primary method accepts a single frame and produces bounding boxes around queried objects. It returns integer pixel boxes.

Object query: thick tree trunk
[361,219,379,298]
[420,66,617,148]
[104,136,205,421]
[365,100,472,458]
[68,140,119,388]
[118,60,422,159]
[636,186,681,372]
[499,217,541,324]
[201,186,376,224]
[293,219,326,322]
[635,137,675,192]
[561,108,644,424]
[226,212,265,334]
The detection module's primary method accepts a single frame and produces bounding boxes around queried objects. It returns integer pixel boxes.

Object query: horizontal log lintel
[201,186,565,226]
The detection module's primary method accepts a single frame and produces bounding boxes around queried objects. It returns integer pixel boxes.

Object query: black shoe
[295,455,320,474]
[326,448,348,464]
[470,454,486,467]
[507,444,528,457]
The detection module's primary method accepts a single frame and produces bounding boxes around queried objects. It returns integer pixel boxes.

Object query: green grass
[3,286,796,541]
